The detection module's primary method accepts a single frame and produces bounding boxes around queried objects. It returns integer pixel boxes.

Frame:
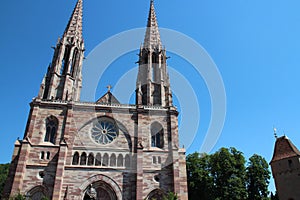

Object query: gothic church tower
[3,1,188,199]
[136,0,172,107]
[38,0,84,102]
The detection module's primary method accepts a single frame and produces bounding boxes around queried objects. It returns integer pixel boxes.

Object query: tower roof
[143,0,162,49]
[271,136,300,163]
[63,0,83,41]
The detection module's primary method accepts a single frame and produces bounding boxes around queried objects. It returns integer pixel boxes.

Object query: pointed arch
[78,116,133,152]
[60,45,71,75]
[79,174,122,200]
[26,185,49,200]
[44,116,58,144]
[70,47,79,77]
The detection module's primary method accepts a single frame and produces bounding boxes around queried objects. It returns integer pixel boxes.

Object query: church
[2,0,188,199]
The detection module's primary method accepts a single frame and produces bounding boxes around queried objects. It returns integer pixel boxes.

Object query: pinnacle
[143,0,162,49]
[63,0,83,41]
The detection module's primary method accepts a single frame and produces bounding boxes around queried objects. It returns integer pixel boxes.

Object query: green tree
[209,147,247,200]
[246,154,271,200]
[186,152,213,200]
[162,192,178,200]
[9,193,26,200]
[0,163,10,199]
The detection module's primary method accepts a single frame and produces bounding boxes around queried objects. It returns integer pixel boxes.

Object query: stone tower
[270,136,300,200]
[136,0,172,107]
[38,0,84,102]
[3,1,188,200]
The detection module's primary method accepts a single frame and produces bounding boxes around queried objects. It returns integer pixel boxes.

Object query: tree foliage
[10,193,26,200]
[186,152,213,200]
[162,192,178,200]
[246,154,270,200]
[0,163,10,199]
[187,147,271,200]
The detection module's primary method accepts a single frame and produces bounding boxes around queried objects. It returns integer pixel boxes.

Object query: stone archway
[80,174,122,200]
[146,189,165,200]
[26,185,49,200]
[83,181,117,200]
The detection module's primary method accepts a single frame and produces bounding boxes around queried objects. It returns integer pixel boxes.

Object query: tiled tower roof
[271,136,300,163]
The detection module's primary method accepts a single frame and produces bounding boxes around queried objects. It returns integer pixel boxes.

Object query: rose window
[91,118,118,145]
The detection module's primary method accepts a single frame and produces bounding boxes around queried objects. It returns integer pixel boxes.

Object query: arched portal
[83,181,117,200]
[80,174,122,200]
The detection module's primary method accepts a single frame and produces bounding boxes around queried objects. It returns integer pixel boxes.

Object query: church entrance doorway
[83,181,117,200]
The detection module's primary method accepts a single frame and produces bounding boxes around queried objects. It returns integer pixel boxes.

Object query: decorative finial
[107,85,112,92]
[273,127,278,139]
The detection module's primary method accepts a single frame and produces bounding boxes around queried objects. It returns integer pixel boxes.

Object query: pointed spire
[143,0,162,49]
[39,0,85,101]
[63,0,83,41]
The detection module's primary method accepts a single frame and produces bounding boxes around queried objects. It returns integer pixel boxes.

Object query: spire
[143,0,162,49]
[38,0,84,102]
[63,0,83,41]
[136,1,172,107]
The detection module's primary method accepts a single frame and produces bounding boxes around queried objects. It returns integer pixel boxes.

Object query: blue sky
[1,0,300,192]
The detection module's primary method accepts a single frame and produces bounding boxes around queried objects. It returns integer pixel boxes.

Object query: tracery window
[44,116,58,144]
[91,117,118,145]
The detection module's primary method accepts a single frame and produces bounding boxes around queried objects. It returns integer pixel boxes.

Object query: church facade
[2,0,188,200]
